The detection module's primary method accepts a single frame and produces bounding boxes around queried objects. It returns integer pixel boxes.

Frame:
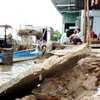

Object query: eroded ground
[15,56,100,100]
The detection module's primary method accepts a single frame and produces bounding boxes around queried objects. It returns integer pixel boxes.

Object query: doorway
[43,29,47,41]
[65,23,75,37]
[65,23,75,30]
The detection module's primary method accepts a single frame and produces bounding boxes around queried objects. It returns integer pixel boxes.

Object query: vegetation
[53,30,61,41]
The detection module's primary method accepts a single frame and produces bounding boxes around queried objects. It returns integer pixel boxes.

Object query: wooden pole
[86,0,91,45]
[42,27,47,38]
[83,0,87,43]
[95,0,98,4]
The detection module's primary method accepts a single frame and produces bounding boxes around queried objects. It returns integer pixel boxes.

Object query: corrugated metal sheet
[51,0,76,14]
[51,0,96,14]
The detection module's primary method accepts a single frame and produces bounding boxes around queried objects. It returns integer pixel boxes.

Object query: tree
[53,30,61,41]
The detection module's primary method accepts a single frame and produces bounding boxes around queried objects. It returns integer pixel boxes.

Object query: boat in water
[0,50,42,63]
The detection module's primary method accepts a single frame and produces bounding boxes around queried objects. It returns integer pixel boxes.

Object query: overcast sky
[0,0,62,38]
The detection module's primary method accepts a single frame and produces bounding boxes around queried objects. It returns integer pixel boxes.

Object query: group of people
[6,28,100,53]
[60,27,100,45]
[60,28,83,45]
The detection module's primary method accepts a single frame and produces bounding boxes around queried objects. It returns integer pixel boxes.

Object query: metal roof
[51,0,80,14]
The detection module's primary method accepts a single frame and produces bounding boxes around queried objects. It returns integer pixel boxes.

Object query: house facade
[51,0,100,36]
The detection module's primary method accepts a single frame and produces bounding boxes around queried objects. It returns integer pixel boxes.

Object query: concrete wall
[20,36,33,45]
[33,26,54,42]
[81,10,100,36]
[92,10,100,36]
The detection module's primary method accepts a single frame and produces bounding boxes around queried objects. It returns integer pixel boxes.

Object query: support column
[87,0,91,45]
[83,0,87,43]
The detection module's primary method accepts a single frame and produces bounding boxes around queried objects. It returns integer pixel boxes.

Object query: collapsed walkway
[0,43,92,95]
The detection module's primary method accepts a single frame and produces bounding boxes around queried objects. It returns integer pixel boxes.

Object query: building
[51,0,81,34]
[25,25,54,43]
[51,0,100,36]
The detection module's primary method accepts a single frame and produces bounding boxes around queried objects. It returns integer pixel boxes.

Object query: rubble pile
[17,29,41,36]
[15,56,100,100]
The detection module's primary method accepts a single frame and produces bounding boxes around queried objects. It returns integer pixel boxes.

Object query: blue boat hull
[0,51,42,63]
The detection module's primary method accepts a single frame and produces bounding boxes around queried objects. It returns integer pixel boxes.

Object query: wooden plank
[87,0,91,45]
[50,43,88,56]
[89,44,100,47]
[91,49,100,53]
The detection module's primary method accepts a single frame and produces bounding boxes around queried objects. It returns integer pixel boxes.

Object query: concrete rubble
[0,43,88,94]
[15,55,100,100]
[0,43,100,100]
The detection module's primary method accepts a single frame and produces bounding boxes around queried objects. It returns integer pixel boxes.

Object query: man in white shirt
[73,28,83,45]
[60,29,70,44]
[76,28,83,41]
[36,36,46,51]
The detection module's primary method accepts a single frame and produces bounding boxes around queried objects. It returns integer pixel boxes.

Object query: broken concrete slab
[0,43,90,95]
[30,55,100,100]
[50,43,88,56]
[82,76,98,90]
[89,44,100,48]
[91,49,100,53]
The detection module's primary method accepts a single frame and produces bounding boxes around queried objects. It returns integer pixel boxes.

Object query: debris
[39,74,43,81]
[14,49,100,100]
[82,76,98,90]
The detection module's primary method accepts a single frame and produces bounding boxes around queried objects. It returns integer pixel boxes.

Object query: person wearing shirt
[7,33,17,51]
[90,29,98,41]
[36,36,46,51]
[69,30,77,43]
[73,28,83,45]
[60,29,70,44]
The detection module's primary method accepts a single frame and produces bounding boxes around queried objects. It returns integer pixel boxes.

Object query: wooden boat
[0,50,42,63]
[0,24,43,63]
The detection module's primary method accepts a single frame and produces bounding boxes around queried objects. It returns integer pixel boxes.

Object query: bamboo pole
[86,0,91,45]
[83,0,87,43]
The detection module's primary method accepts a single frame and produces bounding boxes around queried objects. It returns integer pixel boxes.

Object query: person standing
[60,29,70,44]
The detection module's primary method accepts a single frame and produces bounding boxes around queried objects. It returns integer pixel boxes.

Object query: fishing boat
[0,50,42,63]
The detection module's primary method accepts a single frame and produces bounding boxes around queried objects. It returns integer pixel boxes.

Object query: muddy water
[0,56,45,71]
[0,56,45,90]
[0,55,49,100]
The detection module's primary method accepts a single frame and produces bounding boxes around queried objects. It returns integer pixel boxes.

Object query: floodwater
[0,55,45,72]
[0,56,46,93]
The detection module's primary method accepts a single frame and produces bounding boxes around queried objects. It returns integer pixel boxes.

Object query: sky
[0,0,62,39]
